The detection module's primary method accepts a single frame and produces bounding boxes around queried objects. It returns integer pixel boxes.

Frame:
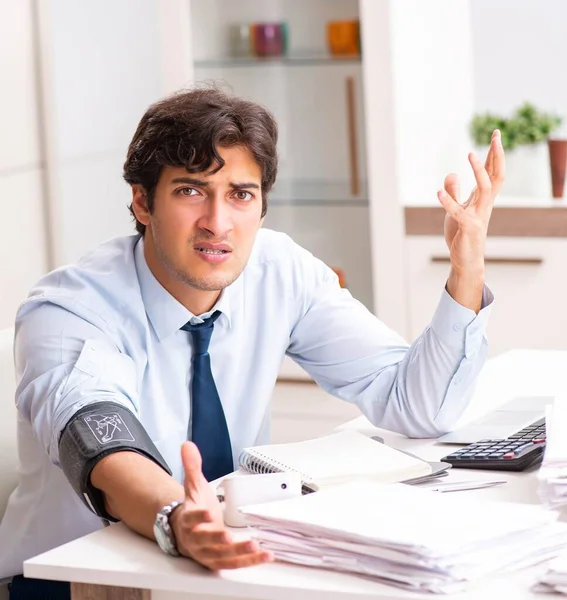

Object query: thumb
[181,441,204,498]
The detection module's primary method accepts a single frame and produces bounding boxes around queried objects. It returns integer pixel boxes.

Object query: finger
[488,129,505,194]
[484,130,497,175]
[438,189,464,222]
[198,539,262,559]
[190,539,271,569]
[206,550,274,571]
[187,528,233,549]
[468,152,492,210]
[194,540,274,570]
[444,173,460,204]
[181,441,204,498]
[174,508,214,531]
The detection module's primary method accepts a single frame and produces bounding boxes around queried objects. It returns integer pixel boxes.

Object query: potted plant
[470,102,562,197]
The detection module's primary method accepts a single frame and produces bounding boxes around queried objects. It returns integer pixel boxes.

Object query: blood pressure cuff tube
[58,401,172,521]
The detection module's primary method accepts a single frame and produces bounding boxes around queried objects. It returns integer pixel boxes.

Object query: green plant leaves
[470,102,562,150]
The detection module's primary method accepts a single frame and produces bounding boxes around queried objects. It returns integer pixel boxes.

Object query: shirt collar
[134,237,237,341]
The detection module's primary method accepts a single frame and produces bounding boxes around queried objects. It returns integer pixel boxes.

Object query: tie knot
[181,311,221,355]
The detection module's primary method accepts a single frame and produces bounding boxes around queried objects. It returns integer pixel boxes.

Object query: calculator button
[488,453,504,458]
[514,443,536,455]
[532,438,546,444]
[503,452,516,459]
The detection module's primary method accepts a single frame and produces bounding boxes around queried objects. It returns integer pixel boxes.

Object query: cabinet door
[405,236,567,355]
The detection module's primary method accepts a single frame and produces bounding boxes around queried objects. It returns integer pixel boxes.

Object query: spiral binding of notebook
[238,450,316,494]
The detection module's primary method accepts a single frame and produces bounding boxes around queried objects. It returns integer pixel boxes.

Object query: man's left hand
[439,129,505,313]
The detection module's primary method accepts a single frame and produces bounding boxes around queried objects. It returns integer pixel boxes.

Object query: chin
[181,268,241,292]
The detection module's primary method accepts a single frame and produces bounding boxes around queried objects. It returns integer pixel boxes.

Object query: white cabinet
[405,236,567,356]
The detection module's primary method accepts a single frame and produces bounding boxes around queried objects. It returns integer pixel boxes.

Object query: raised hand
[169,442,273,570]
[438,130,505,311]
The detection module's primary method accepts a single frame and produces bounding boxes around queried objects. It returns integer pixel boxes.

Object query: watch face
[154,523,167,548]
[154,519,175,555]
[154,503,182,556]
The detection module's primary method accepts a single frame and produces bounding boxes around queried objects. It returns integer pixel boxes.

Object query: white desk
[24,349,567,600]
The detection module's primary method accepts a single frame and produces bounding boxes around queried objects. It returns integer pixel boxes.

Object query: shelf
[194,53,361,69]
[271,198,368,207]
[269,180,368,207]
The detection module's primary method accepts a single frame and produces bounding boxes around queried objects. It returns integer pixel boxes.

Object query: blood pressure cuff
[58,401,172,521]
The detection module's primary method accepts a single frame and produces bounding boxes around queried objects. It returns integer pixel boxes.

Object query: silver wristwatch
[153,500,183,556]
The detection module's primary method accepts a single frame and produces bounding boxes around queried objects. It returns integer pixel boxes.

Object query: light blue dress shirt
[0,229,492,578]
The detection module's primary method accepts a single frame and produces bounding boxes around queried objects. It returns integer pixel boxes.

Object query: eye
[177,187,199,197]
[233,190,253,201]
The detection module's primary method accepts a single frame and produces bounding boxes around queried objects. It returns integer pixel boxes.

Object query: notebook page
[243,430,431,487]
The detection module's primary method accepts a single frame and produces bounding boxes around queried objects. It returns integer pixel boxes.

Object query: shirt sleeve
[286,251,494,438]
[14,300,140,466]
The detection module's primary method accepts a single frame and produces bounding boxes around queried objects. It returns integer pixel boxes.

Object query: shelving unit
[190,0,373,310]
[194,54,361,69]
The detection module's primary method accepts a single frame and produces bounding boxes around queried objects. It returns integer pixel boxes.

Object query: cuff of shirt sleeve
[430,284,494,357]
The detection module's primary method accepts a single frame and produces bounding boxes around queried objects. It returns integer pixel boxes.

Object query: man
[0,87,503,597]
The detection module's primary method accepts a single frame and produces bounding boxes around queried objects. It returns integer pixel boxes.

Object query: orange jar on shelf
[327,20,360,56]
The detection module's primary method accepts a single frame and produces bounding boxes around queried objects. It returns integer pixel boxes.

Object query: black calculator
[441,417,546,472]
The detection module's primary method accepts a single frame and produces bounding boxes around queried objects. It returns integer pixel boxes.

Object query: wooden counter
[405,196,567,237]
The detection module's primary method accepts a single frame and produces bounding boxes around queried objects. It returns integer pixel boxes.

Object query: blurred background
[2,0,567,401]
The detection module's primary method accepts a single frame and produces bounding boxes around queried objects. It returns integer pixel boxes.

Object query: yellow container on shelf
[327,20,360,57]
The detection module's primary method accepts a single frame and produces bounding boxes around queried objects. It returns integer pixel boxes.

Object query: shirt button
[453,378,461,385]
[453,324,462,332]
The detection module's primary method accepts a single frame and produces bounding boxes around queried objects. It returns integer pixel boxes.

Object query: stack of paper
[241,481,567,594]
[539,400,567,508]
[536,553,567,594]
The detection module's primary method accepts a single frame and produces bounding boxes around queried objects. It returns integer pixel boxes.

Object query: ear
[131,184,151,227]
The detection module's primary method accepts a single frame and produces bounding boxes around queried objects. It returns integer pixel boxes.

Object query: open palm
[440,130,505,275]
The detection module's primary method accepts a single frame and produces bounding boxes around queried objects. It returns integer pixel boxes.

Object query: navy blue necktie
[181,311,233,481]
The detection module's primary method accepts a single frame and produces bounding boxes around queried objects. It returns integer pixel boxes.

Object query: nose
[196,195,234,238]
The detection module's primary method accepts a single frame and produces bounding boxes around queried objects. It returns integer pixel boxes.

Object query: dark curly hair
[123,86,279,235]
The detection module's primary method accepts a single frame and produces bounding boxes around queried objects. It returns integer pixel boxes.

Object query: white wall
[0,0,195,328]
[471,0,567,118]
[37,0,167,266]
[389,0,476,205]
[360,0,475,331]
[37,0,195,267]
[0,0,47,330]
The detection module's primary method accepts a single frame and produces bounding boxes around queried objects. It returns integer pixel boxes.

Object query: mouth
[195,247,231,255]
[193,243,233,264]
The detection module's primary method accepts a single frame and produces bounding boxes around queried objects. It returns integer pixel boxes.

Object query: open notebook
[238,430,432,493]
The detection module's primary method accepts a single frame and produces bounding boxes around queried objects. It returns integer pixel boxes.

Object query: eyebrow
[169,177,260,190]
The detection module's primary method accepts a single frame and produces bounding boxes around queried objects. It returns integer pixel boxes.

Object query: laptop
[436,395,553,444]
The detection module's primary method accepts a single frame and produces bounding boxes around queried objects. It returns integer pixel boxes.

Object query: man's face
[137,145,264,294]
